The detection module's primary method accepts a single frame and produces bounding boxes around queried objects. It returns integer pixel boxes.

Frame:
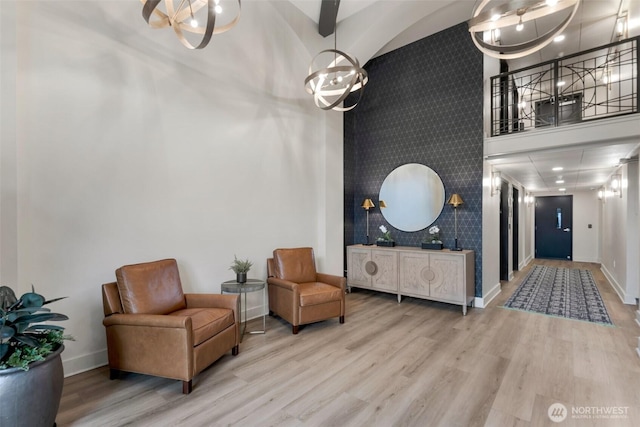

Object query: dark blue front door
[535,195,573,260]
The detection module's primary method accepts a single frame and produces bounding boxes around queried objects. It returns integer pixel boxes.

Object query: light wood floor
[58,260,640,426]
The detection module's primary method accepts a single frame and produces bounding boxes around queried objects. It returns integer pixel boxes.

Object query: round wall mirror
[379,163,445,232]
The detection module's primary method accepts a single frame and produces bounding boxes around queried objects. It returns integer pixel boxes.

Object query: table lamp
[447,193,464,251]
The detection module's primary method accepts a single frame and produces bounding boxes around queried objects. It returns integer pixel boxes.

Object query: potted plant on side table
[230,255,253,284]
[0,285,72,426]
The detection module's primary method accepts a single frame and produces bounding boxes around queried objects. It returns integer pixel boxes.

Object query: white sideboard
[346,244,475,315]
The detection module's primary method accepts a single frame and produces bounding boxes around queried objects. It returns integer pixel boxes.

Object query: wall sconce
[597,186,605,203]
[361,198,375,245]
[379,200,387,209]
[491,171,502,197]
[524,193,533,206]
[610,173,623,198]
[616,13,628,40]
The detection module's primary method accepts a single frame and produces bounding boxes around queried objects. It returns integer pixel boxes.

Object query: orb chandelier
[468,0,581,59]
[304,0,368,113]
[141,0,241,50]
[304,47,368,111]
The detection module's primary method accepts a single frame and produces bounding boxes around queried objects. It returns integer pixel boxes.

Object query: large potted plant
[0,285,70,426]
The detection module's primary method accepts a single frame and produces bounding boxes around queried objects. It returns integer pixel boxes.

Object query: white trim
[63,349,107,377]
[475,282,501,308]
[601,264,636,305]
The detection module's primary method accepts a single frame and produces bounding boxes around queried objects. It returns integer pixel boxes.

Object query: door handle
[563,228,571,232]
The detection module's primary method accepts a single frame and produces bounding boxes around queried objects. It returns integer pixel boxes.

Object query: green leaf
[26,324,65,331]
[14,334,40,347]
[0,343,7,360]
[0,325,15,340]
[19,292,45,308]
[43,296,67,305]
[15,313,68,324]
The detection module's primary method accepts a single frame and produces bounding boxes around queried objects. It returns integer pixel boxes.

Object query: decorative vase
[236,272,247,284]
[0,345,64,427]
[376,240,395,247]
[421,242,443,250]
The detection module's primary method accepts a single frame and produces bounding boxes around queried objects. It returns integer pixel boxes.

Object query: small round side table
[221,279,266,342]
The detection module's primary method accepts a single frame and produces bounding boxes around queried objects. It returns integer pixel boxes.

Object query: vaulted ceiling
[289,0,639,193]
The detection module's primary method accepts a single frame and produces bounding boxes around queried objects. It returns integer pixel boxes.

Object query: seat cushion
[298,282,343,307]
[116,259,186,315]
[170,308,234,346]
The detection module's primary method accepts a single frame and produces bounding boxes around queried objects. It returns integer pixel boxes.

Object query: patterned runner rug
[503,265,613,326]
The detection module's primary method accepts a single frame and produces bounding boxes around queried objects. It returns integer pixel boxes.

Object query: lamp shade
[361,199,375,209]
[447,194,464,207]
[379,200,387,208]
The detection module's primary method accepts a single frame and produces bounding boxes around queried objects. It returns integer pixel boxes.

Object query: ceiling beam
[319,0,340,37]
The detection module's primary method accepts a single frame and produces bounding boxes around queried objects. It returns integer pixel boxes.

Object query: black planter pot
[236,272,247,284]
[376,241,396,247]
[422,242,443,250]
[0,345,64,427]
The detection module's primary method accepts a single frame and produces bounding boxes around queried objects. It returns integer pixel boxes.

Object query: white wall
[572,191,600,263]
[1,1,344,375]
[600,162,639,304]
[479,54,501,308]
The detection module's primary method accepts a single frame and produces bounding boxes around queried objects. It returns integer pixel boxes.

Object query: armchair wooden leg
[292,325,299,334]
[339,315,345,324]
[232,345,239,356]
[183,380,193,395]
[109,369,120,380]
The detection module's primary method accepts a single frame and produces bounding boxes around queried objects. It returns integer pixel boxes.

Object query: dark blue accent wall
[344,22,485,296]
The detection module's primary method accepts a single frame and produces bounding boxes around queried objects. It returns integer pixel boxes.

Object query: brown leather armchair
[267,247,346,334]
[101,259,240,394]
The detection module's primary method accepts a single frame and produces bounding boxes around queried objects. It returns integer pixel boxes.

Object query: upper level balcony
[490,36,638,138]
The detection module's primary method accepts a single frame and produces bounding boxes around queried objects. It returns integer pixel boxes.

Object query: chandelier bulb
[516,18,523,31]
[190,17,198,28]
[215,5,222,14]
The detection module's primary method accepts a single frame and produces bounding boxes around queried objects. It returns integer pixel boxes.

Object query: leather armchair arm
[103,313,191,329]
[316,273,347,291]
[185,293,239,311]
[267,277,299,291]
[102,313,193,381]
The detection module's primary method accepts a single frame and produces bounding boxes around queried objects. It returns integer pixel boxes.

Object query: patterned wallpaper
[344,22,484,295]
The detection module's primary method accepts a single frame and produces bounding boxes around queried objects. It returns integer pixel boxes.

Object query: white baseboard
[601,265,636,305]
[475,282,501,308]
[63,349,108,377]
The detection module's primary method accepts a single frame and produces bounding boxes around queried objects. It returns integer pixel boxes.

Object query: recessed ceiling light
[557,81,566,87]
[559,188,566,191]
[552,167,563,171]
[554,35,565,43]
[556,180,565,184]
